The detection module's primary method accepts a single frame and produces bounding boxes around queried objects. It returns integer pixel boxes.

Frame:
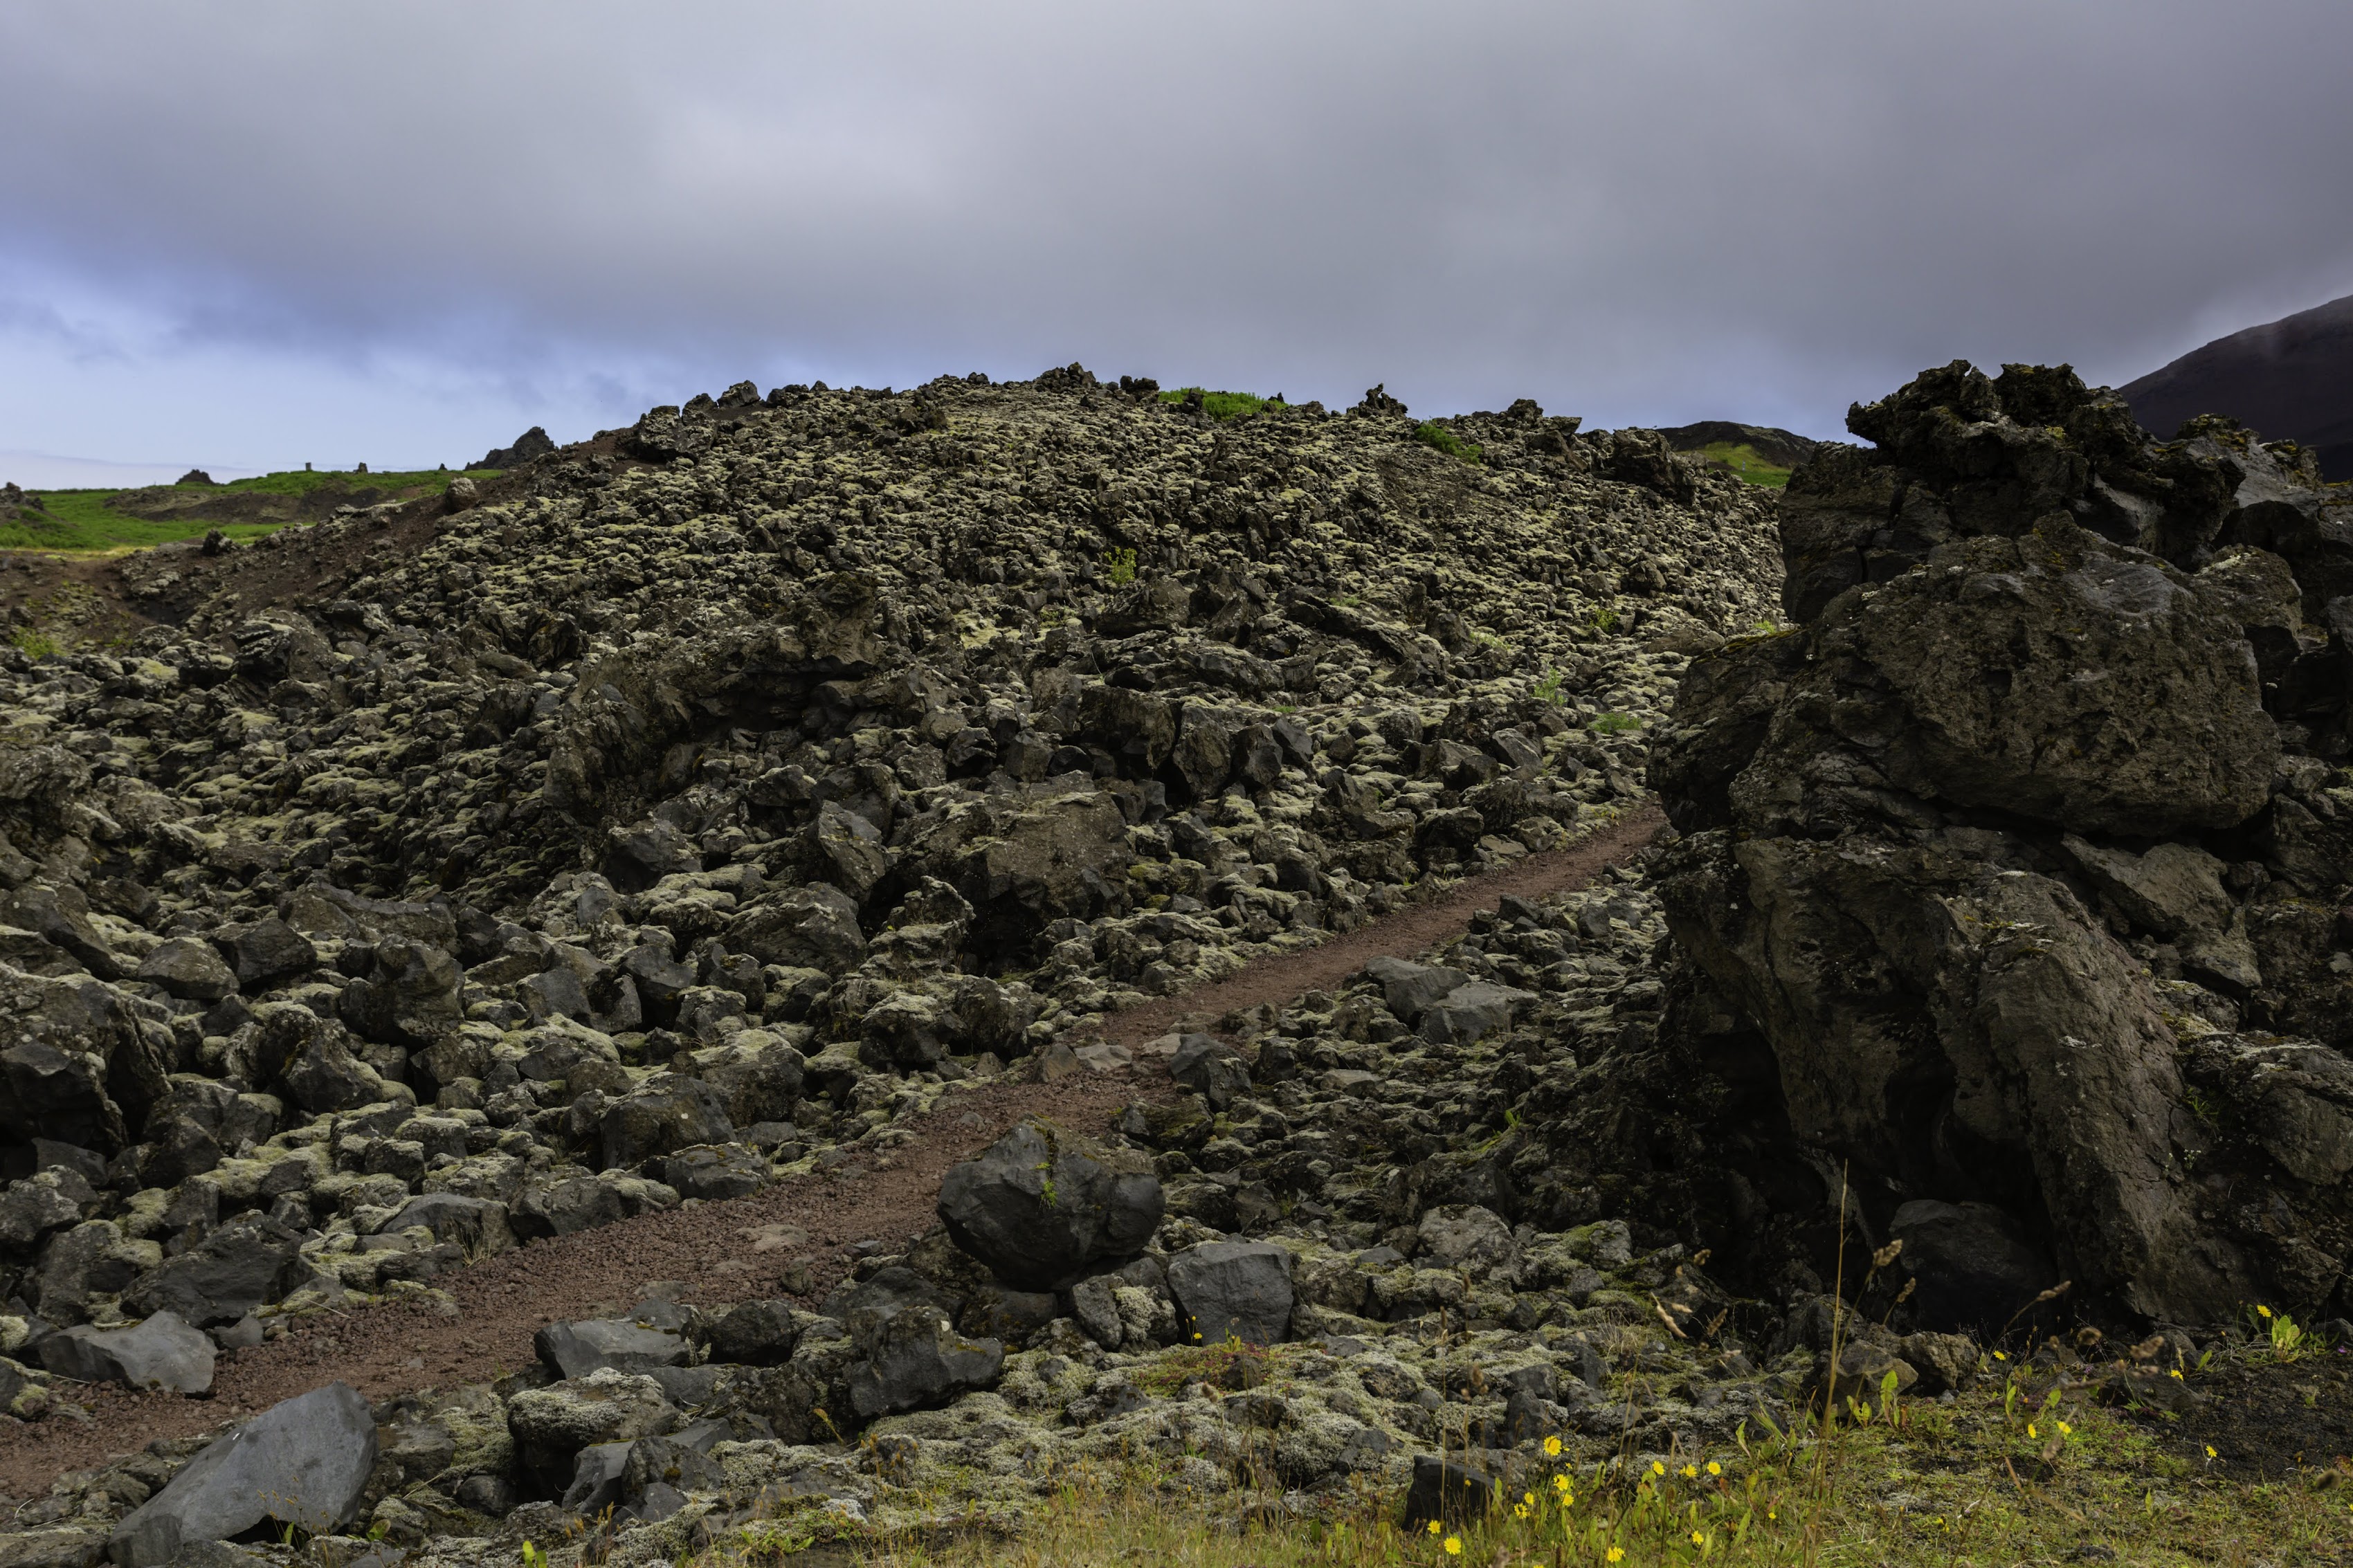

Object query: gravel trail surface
[0,806,1659,1500]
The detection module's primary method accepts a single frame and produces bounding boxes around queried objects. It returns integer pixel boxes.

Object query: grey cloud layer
[4,0,2352,452]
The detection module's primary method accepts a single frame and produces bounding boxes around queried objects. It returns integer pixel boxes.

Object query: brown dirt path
[1097,800,1664,1047]
[0,802,1665,1500]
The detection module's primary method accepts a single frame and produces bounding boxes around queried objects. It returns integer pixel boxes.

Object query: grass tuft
[1412,422,1483,464]
[0,468,491,551]
[1160,388,1279,421]
[1694,441,1792,488]
[803,1363,2353,1567]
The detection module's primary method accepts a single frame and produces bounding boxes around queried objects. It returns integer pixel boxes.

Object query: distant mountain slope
[1655,421,1821,470]
[2121,292,2353,480]
[1657,421,1821,489]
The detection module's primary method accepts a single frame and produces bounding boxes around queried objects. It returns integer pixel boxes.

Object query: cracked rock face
[1654,361,2353,1329]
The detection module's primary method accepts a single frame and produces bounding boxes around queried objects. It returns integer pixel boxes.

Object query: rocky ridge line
[1,365,1786,1553]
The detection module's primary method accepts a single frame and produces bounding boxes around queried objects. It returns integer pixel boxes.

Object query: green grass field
[720,1345,2353,1568]
[0,468,489,552]
[1694,441,1793,488]
[1413,420,1484,463]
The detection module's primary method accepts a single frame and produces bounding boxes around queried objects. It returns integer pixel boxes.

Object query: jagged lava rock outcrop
[1653,361,2353,1328]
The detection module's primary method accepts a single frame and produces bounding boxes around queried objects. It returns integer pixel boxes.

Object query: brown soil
[1094,801,1665,1047]
[2127,1352,2353,1478]
[0,804,1662,1500]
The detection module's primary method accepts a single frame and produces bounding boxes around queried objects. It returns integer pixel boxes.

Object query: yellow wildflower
[1543,1435,1563,1457]
[1444,1536,1462,1557]
[1651,1461,1666,1477]
[1607,1550,1626,1565]
[1427,1521,1442,1537]
[1680,1464,1698,1479]
[1706,1461,1722,1476]
[2258,1305,2273,1319]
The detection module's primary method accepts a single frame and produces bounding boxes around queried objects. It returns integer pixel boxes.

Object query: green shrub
[1696,441,1793,488]
[1158,388,1275,421]
[1590,711,1642,735]
[1412,421,1483,463]
[1104,547,1139,586]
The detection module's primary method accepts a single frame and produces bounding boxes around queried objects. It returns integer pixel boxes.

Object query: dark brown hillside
[2122,291,2353,479]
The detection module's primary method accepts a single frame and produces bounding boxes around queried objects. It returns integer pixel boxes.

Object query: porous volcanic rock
[1,367,1815,1556]
[1653,361,2353,1327]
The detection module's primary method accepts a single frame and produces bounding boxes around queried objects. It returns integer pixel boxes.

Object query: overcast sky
[4,1,2351,486]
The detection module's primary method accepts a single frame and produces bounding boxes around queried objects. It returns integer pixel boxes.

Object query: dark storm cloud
[3,0,2352,466]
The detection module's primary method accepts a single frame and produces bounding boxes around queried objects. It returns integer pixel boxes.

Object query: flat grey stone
[109,1382,376,1567]
[534,1318,691,1380]
[1361,958,1470,1023]
[1417,981,1538,1045]
[42,1311,215,1394]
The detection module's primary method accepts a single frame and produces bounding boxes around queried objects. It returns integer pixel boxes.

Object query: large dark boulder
[1360,957,1470,1023]
[1792,529,2274,836]
[478,425,556,470]
[273,1012,393,1115]
[380,1192,516,1258]
[2,884,122,979]
[0,967,170,1154]
[504,1370,679,1497]
[900,790,1134,954]
[510,1172,680,1239]
[1660,830,2226,1320]
[134,939,237,1003]
[936,1120,1163,1291]
[122,1218,315,1328]
[844,1302,1003,1420]
[705,1299,801,1367]
[1400,1455,1496,1530]
[208,919,317,991]
[599,1075,735,1169]
[0,1167,97,1250]
[1889,1201,2060,1338]
[729,884,866,974]
[1165,1240,1294,1345]
[136,1078,277,1190]
[109,1383,376,1567]
[687,1034,806,1127]
[1076,686,1179,774]
[337,939,462,1046]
